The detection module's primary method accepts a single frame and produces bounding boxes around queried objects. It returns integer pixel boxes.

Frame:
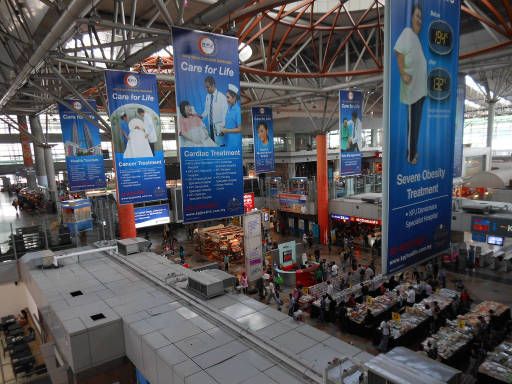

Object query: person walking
[378,320,390,352]
[179,246,185,264]
[12,199,19,215]
[266,280,282,311]
[223,254,230,272]
[288,293,296,317]
[240,272,248,294]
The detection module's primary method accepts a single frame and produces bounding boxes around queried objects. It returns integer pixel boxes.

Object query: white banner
[244,212,263,282]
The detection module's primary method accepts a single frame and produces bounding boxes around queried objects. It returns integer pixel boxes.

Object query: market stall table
[478,338,512,384]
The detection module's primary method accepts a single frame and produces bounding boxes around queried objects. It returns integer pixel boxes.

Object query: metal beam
[0,0,101,111]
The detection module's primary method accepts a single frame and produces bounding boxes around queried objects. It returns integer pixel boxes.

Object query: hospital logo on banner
[259,107,265,114]
[124,73,138,88]
[348,91,354,101]
[72,101,82,110]
[199,36,215,56]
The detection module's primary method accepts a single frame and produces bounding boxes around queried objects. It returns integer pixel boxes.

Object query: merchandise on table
[197,225,244,262]
[347,291,400,325]
[478,338,512,383]
[421,320,474,361]
[389,308,429,340]
[458,301,511,331]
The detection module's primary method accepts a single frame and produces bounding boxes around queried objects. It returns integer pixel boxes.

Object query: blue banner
[173,27,243,223]
[383,0,460,273]
[339,90,363,176]
[453,74,465,178]
[58,100,106,191]
[252,107,275,173]
[134,204,170,228]
[104,71,167,205]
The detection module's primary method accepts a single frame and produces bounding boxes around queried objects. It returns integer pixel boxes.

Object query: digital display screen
[428,68,451,100]
[487,236,504,246]
[428,20,453,55]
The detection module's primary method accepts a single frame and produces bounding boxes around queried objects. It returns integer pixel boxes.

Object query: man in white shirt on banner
[348,111,363,151]
[202,76,228,146]
[394,2,427,165]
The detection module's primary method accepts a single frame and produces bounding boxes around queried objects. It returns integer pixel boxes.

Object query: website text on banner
[172,27,244,223]
[339,90,363,176]
[382,0,461,274]
[58,99,106,192]
[104,71,167,205]
[252,107,275,174]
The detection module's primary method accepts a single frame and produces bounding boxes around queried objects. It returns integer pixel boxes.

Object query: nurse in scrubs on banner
[394,1,427,165]
[222,84,242,148]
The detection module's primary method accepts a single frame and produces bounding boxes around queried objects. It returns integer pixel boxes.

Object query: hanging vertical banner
[244,212,263,282]
[453,74,465,178]
[58,100,106,191]
[172,27,244,223]
[339,90,363,176]
[251,107,275,174]
[104,70,167,204]
[18,116,33,167]
[382,0,461,274]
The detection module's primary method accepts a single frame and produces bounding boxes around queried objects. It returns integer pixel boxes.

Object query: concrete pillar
[486,99,496,150]
[316,134,329,245]
[28,115,48,187]
[43,146,58,202]
[17,116,37,189]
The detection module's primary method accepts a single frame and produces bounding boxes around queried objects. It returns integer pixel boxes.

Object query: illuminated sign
[331,214,381,225]
[243,192,255,212]
[471,216,512,238]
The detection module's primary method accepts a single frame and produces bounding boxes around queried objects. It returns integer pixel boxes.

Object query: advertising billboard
[134,204,171,228]
[251,107,275,174]
[244,212,263,282]
[339,90,363,176]
[58,100,106,192]
[172,27,244,223]
[382,0,461,273]
[104,70,167,205]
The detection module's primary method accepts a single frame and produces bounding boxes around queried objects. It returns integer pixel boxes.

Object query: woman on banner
[123,117,153,158]
[257,122,270,146]
[394,1,427,165]
[178,101,216,147]
[222,84,242,148]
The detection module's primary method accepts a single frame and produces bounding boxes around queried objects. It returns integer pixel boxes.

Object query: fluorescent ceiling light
[239,43,252,62]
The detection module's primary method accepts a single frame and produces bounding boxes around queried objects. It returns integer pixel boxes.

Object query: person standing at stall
[378,320,390,352]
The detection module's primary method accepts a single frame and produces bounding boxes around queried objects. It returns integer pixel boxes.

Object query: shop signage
[331,214,381,226]
[382,0,461,273]
[278,240,296,267]
[252,107,275,174]
[104,70,166,204]
[243,192,255,212]
[278,193,307,213]
[339,90,363,176]
[58,99,106,192]
[134,204,170,228]
[244,212,263,282]
[172,27,244,223]
[471,216,512,238]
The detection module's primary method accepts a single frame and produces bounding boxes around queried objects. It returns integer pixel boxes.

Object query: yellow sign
[366,296,374,305]
[392,312,401,322]
[457,319,465,329]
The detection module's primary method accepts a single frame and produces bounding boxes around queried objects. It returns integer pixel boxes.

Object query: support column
[43,146,57,202]
[117,203,136,239]
[17,116,37,189]
[28,115,48,187]
[316,134,329,245]
[486,99,497,150]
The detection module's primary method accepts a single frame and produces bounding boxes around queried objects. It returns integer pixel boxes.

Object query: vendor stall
[197,225,244,263]
[478,338,512,384]
[388,307,430,348]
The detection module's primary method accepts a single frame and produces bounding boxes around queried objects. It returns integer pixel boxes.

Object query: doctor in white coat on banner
[201,76,228,146]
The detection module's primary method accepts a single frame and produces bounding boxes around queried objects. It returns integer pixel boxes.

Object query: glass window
[163,140,177,150]
[161,115,176,133]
